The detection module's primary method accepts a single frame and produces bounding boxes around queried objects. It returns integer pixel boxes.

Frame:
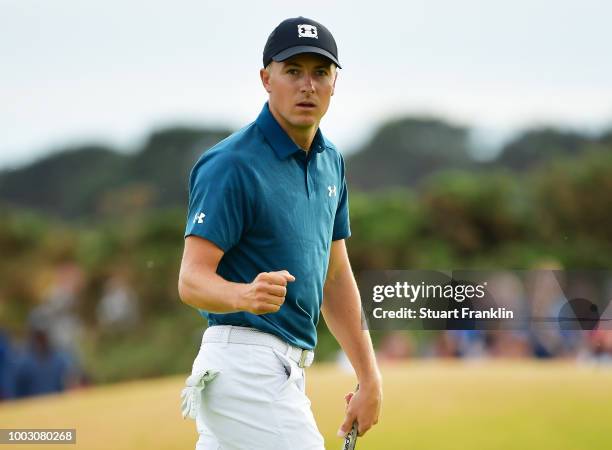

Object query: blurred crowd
[0,262,140,401]
[362,271,612,367]
[371,327,612,363]
[2,263,611,402]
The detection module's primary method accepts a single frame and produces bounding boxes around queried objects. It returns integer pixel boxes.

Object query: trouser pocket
[181,369,221,420]
[272,349,302,392]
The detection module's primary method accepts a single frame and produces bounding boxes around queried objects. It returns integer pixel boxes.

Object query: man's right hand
[239,270,295,314]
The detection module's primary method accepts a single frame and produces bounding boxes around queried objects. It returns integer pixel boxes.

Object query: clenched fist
[239,270,295,315]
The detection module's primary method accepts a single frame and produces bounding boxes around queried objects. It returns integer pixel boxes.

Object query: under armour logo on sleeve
[193,212,206,224]
[328,185,337,197]
[298,24,318,38]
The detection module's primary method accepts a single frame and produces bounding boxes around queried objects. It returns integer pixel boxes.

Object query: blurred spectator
[486,330,531,358]
[23,262,87,389]
[528,268,583,358]
[7,321,76,399]
[485,273,531,358]
[447,330,486,358]
[35,262,85,355]
[0,330,12,400]
[587,329,612,363]
[96,275,139,331]
[377,331,413,362]
[432,331,461,358]
[582,298,612,364]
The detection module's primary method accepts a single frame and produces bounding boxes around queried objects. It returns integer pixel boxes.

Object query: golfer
[178,16,382,449]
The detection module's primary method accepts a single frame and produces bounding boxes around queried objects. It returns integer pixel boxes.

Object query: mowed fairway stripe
[309,361,612,450]
[1,362,611,450]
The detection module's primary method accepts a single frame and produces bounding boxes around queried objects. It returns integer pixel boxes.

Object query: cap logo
[297,24,318,39]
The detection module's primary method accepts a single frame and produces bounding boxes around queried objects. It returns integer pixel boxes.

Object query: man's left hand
[337,380,382,438]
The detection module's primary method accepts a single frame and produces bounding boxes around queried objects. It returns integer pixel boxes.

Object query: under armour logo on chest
[328,185,337,197]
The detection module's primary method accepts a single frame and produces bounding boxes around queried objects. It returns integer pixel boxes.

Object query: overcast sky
[2,0,611,169]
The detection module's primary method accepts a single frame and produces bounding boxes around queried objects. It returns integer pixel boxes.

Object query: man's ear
[331,69,338,96]
[260,67,272,93]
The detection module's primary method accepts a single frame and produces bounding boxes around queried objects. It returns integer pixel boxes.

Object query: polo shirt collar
[255,102,329,160]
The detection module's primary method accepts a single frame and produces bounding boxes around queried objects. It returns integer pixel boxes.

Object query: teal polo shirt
[184,102,351,350]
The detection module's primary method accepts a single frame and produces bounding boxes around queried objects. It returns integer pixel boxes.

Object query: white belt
[202,325,315,368]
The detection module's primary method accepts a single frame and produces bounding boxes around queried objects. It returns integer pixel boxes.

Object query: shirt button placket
[297,151,310,196]
[307,151,318,199]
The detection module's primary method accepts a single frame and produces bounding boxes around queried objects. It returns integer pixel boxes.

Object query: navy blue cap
[263,17,341,68]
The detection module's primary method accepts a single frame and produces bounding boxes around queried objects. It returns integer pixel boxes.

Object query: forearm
[178,266,246,313]
[322,267,381,386]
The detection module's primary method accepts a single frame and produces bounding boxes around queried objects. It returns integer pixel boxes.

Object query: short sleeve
[332,154,351,241]
[184,152,252,251]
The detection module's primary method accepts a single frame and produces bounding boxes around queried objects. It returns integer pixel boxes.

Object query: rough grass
[1,361,611,449]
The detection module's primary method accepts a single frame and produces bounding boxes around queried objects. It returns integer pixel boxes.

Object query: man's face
[260,53,337,131]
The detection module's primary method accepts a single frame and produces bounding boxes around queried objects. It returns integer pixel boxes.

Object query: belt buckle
[298,349,309,368]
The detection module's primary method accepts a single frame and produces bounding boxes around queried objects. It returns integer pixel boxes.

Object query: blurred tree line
[0,116,611,383]
[1,120,610,216]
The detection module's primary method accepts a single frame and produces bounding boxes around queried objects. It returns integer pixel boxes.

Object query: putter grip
[343,422,358,450]
[342,384,359,450]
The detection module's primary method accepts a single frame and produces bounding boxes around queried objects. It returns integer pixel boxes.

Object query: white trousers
[184,326,325,450]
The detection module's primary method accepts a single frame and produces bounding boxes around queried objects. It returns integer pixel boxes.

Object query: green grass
[1,361,611,449]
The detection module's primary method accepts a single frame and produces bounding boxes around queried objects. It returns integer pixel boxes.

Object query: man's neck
[269,104,318,152]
